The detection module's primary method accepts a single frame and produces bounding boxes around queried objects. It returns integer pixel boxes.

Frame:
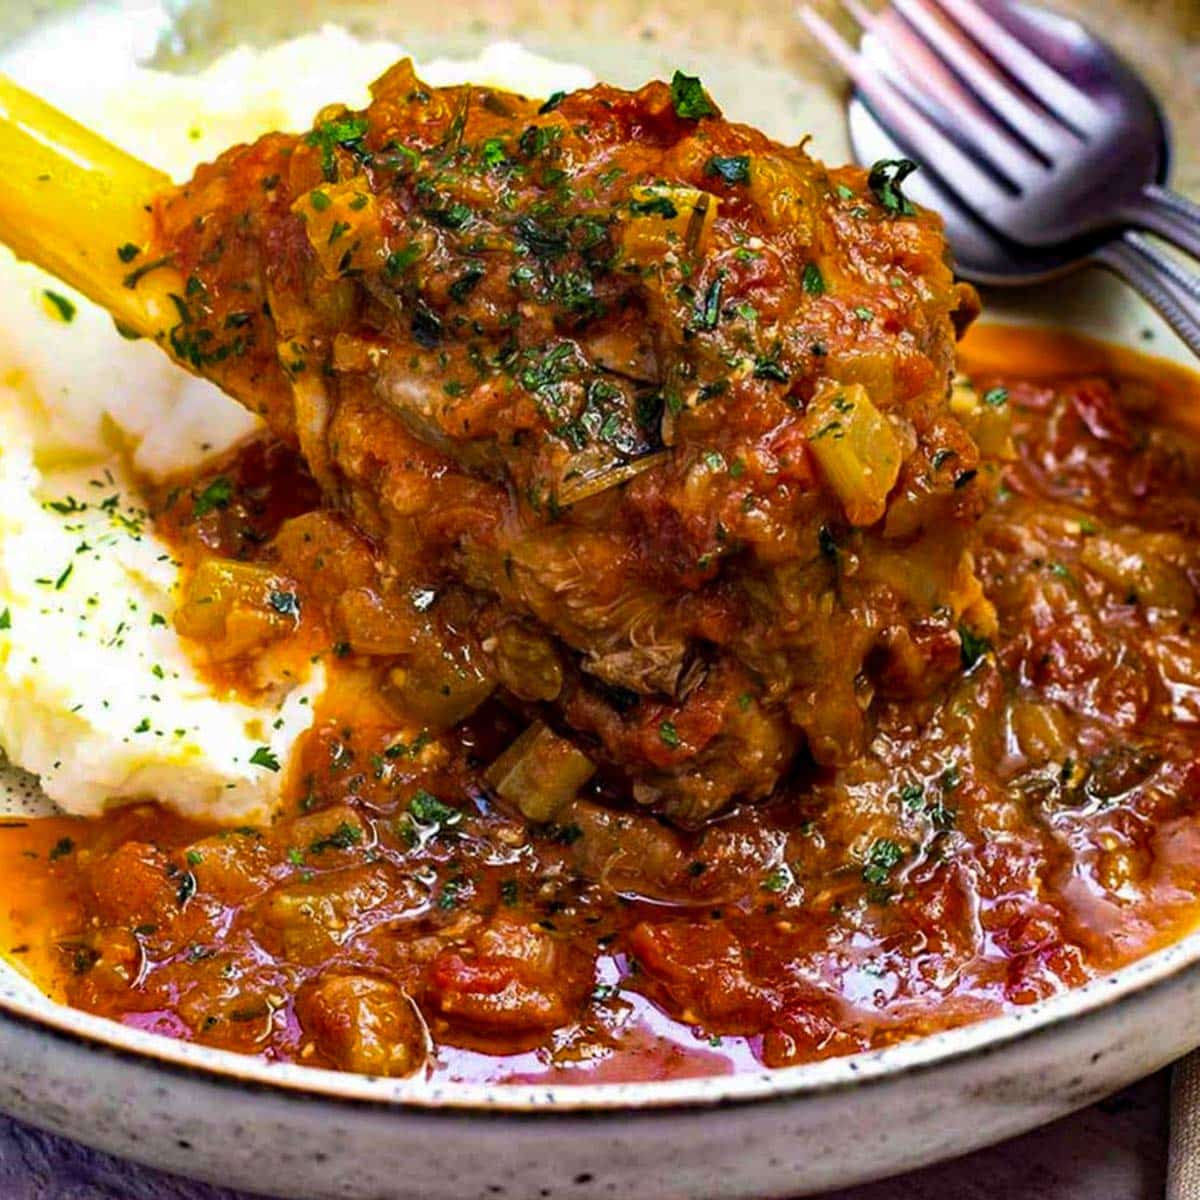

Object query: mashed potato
[0,29,593,823]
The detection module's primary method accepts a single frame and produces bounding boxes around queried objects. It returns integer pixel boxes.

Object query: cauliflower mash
[0,29,594,822]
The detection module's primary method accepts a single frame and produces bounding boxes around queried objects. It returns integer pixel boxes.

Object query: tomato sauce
[4,325,1200,1084]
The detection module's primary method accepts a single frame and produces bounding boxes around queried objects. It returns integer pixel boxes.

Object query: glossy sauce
[4,326,1200,1084]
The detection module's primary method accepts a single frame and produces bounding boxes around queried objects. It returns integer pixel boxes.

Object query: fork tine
[928,0,1104,132]
[891,0,1076,160]
[798,6,1014,219]
[852,0,1046,183]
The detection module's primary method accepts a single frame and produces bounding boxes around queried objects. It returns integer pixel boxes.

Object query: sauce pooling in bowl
[4,326,1200,1084]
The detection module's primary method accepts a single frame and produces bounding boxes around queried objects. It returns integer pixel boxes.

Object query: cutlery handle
[1169,1051,1200,1200]
[1119,184,1200,264]
[1093,232,1200,359]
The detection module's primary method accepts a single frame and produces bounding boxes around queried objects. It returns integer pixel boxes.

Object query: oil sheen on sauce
[3,325,1200,1086]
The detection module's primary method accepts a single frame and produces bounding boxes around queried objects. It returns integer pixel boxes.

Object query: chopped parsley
[670,71,717,120]
[479,138,509,168]
[629,195,679,219]
[868,158,919,216]
[192,477,233,518]
[385,244,422,276]
[862,838,905,892]
[48,837,74,862]
[408,790,461,830]
[754,354,790,383]
[705,155,750,184]
[268,590,300,617]
[983,387,1009,406]
[43,290,76,323]
[761,865,793,893]
[959,624,991,670]
[802,262,825,295]
[249,746,280,772]
[658,720,681,749]
[305,115,370,182]
[309,821,363,854]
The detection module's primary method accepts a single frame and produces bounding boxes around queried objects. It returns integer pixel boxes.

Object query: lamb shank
[58,63,1008,823]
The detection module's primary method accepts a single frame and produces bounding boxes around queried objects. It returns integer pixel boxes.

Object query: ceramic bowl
[0,2,1197,1197]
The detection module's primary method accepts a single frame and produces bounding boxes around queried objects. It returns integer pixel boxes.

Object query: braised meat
[148,63,999,823]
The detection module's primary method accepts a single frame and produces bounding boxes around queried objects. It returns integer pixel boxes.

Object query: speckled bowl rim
[3,917,1200,1114]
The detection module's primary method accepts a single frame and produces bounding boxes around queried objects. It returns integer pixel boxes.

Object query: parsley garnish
[192,477,233,518]
[385,244,422,276]
[802,262,825,295]
[249,746,280,772]
[122,255,174,289]
[176,872,196,906]
[309,821,362,854]
[959,624,991,670]
[862,838,905,891]
[48,837,74,861]
[43,291,76,323]
[868,158,919,216]
[658,720,681,749]
[479,138,509,169]
[670,71,717,120]
[305,115,370,182]
[408,790,461,830]
[705,155,750,184]
[629,195,679,219]
[762,865,793,893]
[268,590,300,617]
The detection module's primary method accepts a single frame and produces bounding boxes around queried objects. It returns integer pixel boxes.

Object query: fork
[799,0,1200,356]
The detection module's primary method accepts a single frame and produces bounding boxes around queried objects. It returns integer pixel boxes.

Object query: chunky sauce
[4,325,1200,1084]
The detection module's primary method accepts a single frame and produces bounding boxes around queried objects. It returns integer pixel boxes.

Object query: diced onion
[174,558,298,660]
[620,185,718,263]
[485,721,596,823]
[386,647,496,731]
[292,180,384,278]
[803,380,902,526]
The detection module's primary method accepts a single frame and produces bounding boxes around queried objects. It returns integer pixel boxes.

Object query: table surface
[0,1069,1170,1199]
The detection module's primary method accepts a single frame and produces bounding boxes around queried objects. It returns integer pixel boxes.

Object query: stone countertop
[0,1070,1169,1199]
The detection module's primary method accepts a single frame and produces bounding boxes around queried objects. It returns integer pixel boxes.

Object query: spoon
[802,0,1200,353]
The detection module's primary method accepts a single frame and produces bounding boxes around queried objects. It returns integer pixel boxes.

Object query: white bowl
[0,2,1197,1196]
